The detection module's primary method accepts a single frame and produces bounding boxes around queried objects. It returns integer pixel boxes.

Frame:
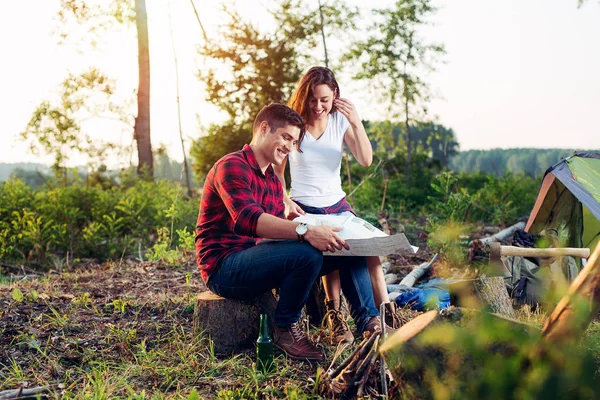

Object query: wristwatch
[296,223,308,242]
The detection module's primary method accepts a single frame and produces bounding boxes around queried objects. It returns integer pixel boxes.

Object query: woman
[274,66,400,345]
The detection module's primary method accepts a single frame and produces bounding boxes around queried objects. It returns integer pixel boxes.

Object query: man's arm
[256,213,349,252]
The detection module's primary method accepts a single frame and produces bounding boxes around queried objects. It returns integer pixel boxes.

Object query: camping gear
[526,152,600,252]
[387,278,451,311]
[488,242,590,259]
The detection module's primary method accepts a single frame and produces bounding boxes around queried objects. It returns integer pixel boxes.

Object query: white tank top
[289,112,350,207]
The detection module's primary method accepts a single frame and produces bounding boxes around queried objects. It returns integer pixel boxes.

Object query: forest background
[1,0,597,266]
[2,1,600,398]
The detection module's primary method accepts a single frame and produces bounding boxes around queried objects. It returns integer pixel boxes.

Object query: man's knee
[296,244,323,274]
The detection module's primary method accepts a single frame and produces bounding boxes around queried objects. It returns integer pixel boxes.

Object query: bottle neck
[259,314,269,338]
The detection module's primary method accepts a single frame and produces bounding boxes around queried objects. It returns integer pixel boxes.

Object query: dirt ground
[0,244,435,398]
[0,220,440,397]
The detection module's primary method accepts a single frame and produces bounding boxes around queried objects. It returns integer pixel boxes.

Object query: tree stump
[193,290,277,354]
[448,276,516,318]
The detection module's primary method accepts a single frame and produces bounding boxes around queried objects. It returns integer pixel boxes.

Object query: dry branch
[541,241,600,344]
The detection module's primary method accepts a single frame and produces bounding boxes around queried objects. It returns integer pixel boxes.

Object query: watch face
[296,223,308,235]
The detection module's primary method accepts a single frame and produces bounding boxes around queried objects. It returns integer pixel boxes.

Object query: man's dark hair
[253,103,306,145]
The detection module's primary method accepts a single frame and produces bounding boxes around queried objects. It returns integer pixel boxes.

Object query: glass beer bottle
[256,313,274,372]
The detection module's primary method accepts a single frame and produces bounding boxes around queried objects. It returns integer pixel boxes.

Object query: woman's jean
[207,240,378,333]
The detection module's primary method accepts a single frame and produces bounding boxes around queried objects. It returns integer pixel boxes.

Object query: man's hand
[304,225,350,253]
[284,196,305,220]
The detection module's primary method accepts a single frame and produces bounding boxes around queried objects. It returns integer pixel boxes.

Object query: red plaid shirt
[195,144,285,283]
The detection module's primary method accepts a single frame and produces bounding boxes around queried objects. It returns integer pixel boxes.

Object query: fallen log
[469,221,526,247]
[0,386,50,400]
[399,254,439,287]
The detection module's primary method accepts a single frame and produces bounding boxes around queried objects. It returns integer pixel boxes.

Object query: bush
[0,177,199,268]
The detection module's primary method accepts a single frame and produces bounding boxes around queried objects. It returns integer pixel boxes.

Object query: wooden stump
[448,276,516,318]
[193,290,277,354]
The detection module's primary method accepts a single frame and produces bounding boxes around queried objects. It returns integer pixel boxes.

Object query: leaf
[187,389,201,400]
[12,288,24,302]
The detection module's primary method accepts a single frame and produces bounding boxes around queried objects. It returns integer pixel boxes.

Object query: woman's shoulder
[330,111,350,132]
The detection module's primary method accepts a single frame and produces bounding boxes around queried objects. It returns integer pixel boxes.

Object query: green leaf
[188,389,201,400]
[12,288,24,302]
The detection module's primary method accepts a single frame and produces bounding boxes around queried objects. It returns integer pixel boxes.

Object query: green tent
[526,152,600,252]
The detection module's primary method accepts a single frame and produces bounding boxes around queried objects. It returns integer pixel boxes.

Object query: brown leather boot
[364,316,397,336]
[273,322,324,361]
[323,299,354,345]
[384,301,401,329]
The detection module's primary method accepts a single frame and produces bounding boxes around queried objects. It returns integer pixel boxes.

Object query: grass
[0,260,331,399]
[3,257,600,398]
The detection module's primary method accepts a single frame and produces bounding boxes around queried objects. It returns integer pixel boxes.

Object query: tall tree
[191,0,356,179]
[56,0,153,177]
[345,0,444,182]
[133,0,152,177]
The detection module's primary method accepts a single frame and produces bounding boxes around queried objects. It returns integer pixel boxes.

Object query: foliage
[345,0,445,180]
[56,0,135,48]
[191,0,357,179]
[449,148,599,178]
[427,170,538,225]
[396,310,600,399]
[54,0,153,176]
[0,177,198,267]
[345,0,444,118]
[20,68,130,173]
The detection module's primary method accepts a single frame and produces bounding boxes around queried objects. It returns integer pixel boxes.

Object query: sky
[0,0,599,167]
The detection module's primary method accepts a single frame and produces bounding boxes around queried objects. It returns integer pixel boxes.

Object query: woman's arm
[335,97,373,167]
[273,158,305,219]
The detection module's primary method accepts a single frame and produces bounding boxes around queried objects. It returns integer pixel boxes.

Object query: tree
[133,0,152,177]
[345,0,445,182]
[56,0,153,177]
[191,0,356,179]
[412,122,459,169]
[20,68,129,181]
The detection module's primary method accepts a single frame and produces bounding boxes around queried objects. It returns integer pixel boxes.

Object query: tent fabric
[526,152,600,252]
[552,157,600,222]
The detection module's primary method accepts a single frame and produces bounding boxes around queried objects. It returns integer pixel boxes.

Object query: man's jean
[206,240,378,334]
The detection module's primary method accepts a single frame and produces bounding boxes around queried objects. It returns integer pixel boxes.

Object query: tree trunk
[448,277,516,318]
[317,0,329,68]
[193,290,277,354]
[404,87,411,184]
[134,0,153,177]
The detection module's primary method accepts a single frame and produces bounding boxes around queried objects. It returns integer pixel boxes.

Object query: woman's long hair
[288,66,340,149]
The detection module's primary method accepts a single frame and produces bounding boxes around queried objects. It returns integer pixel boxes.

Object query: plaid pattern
[196,144,285,283]
[295,197,355,216]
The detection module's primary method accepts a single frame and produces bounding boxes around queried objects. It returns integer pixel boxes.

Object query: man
[196,103,383,361]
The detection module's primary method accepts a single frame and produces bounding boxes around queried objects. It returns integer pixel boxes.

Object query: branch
[347,159,383,198]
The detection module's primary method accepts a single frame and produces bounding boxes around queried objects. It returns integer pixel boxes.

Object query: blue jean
[206,240,378,333]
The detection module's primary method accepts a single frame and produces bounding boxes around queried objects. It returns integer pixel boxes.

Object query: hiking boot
[364,316,397,336]
[384,301,402,329]
[273,322,324,361]
[323,299,354,345]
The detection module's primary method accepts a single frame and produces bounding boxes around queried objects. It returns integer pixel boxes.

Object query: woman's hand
[334,97,361,126]
[284,196,305,220]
